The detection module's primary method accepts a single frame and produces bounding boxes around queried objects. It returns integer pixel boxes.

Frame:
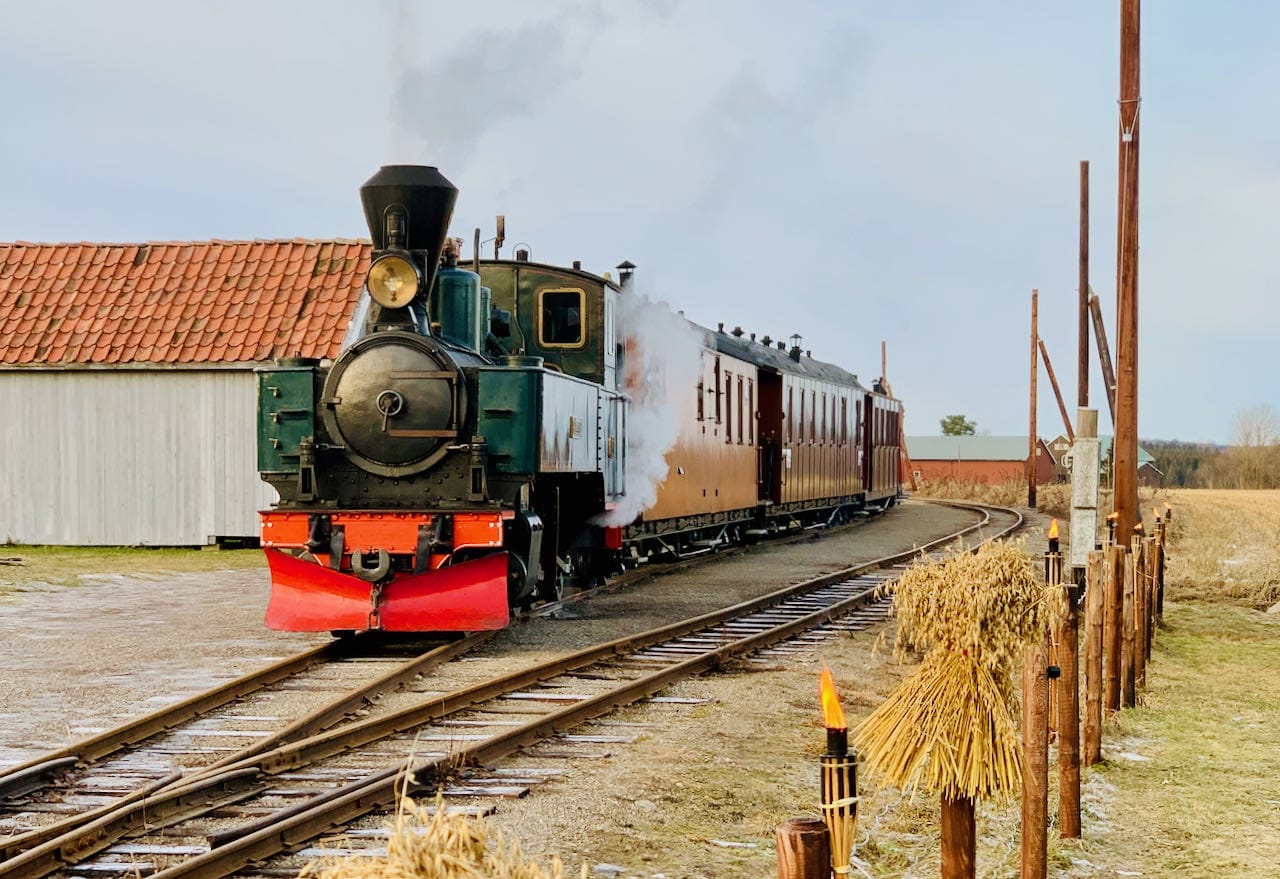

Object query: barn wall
[913,449,1055,486]
[0,369,278,545]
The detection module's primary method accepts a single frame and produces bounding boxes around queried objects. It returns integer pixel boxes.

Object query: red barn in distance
[906,435,1055,486]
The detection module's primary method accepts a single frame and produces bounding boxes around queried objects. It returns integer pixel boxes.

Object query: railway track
[0,633,496,855]
[0,501,1021,879]
[0,497,905,835]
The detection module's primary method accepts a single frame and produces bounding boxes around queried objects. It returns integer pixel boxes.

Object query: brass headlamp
[366,253,421,309]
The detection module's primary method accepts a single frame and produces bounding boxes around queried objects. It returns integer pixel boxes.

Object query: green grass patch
[1083,601,1280,877]
[0,544,265,590]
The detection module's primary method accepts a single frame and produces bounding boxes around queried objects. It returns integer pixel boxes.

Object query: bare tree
[1224,404,1280,488]
[1232,404,1280,447]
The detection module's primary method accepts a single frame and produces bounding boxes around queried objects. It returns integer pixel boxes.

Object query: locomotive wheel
[538,554,575,603]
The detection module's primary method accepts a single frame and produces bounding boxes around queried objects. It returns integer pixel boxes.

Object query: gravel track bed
[0,499,986,876]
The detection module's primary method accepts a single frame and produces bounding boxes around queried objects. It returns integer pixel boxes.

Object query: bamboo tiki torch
[1046,520,1062,741]
[819,667,857,876]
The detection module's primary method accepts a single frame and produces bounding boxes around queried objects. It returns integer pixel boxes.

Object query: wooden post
[1121,543,1136,708]
[1021,635,1049,879]
[1157,508,1170,615]
[1082,550,1105,764]
[1029,290,1039,509]
[941,796,977,879]
[1152,537,1162,660]
[1078,160,1090,409]
[1088,294,1117,426]
[1133,537,1147,688]
[1039,338,1075,442]
[1112,0,1141,540]
[1058,578,1082,837]
[1105,545,1125,713]
[775,818,831,879]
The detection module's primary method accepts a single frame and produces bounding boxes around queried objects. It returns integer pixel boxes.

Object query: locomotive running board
[264,550,510,633]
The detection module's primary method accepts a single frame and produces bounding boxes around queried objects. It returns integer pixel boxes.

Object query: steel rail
[1,501,1019,879]
[0,632,490,862]
[0,640,342,801]
[153,503,1024,879]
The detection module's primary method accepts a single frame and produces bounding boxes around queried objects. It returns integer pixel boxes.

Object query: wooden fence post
[1133,537,1147,689]
[1082,550,1105,764]
[1145,535,1157,659]
[775,818,830,879]
[1021,634,1050,879]
[1156,515,1167,617]
[1105,546,1125,713]
[1058,579,1082,837]
[941,795,977,879]
[1121,544,1136,708]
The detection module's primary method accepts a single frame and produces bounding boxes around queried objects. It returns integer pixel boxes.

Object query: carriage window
[748,380,755,444]
[714,357,722,422]
[841,397,848,445]
[799,390,806,442]
[538,288,586,348]
[787,387,794,442]
[821,393,827,444]
[736,376,744,444]
[697,377,705,421]
[724,371,733,444]
[810,391,817,442]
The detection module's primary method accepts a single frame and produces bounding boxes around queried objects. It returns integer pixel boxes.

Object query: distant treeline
[1143,439,1280,489]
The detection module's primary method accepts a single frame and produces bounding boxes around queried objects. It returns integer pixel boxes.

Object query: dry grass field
[1161,488,1280,608]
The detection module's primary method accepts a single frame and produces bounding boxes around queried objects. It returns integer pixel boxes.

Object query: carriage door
[757,371,783,503]
[861,394,874,489]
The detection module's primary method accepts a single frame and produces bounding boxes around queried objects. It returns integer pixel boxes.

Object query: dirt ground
[0,500,1079,879]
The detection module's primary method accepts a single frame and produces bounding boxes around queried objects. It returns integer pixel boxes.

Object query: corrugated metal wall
[0,369,278,545]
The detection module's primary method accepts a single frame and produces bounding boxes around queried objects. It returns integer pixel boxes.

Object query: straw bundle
[855,650,1021,801]
[890,539,1061,676]
[301,794,574,879]
[855,539,1059,802]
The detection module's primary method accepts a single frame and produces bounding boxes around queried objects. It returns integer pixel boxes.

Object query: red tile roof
[0,240,372,366]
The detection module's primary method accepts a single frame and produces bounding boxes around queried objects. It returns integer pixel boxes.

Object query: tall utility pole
[1029,290,1039,509]
[1113,0,1141,538]
[1078,161,1090,408]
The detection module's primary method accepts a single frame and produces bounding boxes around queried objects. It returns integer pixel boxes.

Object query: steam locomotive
[256,165,903,633]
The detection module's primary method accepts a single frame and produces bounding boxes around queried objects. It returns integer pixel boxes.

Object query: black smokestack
[360,164,458,288]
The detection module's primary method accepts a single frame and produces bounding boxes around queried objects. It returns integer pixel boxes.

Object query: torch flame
[1048,519,1059,539]
[1153,506,1161,520]
[1106,512,1120,522]
[820,666,846,730]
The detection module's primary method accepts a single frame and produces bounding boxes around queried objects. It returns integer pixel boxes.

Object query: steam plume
[598,288,705,527]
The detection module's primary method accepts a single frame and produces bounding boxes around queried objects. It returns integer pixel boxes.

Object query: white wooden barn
[0,239,370,545]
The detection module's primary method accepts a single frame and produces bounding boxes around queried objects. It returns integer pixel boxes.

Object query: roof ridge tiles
[2,239,375,365]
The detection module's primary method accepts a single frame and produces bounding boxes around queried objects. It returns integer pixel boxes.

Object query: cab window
[539,288,586,348]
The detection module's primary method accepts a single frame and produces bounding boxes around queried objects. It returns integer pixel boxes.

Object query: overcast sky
[2,1,1275,444]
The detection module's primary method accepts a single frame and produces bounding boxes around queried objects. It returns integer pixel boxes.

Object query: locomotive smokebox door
[321,332,467,477]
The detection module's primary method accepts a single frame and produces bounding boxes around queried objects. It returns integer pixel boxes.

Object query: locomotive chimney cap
[360,165,457,253]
